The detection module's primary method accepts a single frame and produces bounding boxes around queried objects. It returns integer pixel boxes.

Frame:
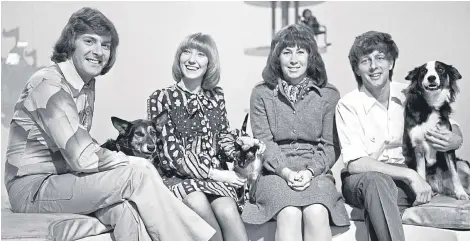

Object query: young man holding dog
[4,7,214,241]
[335,31,464,241]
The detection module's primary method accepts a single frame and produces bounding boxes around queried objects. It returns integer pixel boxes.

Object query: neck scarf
[281,78,309,103]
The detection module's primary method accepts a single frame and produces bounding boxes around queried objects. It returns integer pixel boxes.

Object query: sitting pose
[4,7,214,241]
[335,31,464,241]
[242,24,350,241]
[147,32,264,241]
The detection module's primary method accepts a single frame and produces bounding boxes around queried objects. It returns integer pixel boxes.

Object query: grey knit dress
[241,79,350,226]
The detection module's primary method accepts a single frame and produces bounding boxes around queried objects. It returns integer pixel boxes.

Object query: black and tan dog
[403,61,470,200]
[101,110,169,162]
[232,113,263,204]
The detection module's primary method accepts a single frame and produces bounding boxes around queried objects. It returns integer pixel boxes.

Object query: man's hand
[408,172,433,206]
[425,126,462,152]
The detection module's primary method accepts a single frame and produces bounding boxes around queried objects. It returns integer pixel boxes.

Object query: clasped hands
[281,168,313,192]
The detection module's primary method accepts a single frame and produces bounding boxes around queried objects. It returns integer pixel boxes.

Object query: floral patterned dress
[147,84,240,202]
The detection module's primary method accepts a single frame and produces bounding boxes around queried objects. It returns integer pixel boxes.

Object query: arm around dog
[335,98,415,181]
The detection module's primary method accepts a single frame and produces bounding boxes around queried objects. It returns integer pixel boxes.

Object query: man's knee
[118,165,155,199]
[95,201,139,226]
[361,172,398,199]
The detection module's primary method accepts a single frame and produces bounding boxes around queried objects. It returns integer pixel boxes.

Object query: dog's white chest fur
[409,111,441,166]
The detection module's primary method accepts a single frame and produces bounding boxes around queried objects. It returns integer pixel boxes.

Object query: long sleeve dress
[147,84,240,202]
[241,78,350,226]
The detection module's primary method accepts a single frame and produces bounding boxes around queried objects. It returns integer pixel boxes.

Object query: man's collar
[359,82,400,114]
[57,60,94,97]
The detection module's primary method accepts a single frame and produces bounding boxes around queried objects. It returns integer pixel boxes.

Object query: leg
[303,204,332,241]
[445,154,469,200]
[94,201,151,241]
[457,159,470,193]
[9,165,215,241]
[184,192,223,241]
[415,149,427,180]
[342,172,405,241]
[210,196,248,241]
[274,206,302,241]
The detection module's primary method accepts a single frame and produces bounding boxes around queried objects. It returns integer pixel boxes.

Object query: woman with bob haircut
[5,7,216,241]
[242,24,350,241]
[148,32,264,241]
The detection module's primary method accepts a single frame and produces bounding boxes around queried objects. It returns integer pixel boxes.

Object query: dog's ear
[241,113,249,136]
[153,109,169,132]
[111,117,130,135]
[446,64,462,81]
[405,67,421,81]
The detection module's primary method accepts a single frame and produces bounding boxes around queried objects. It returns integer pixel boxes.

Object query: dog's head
[405,61,462,106]
[233,113,259,170]
[110,110,169,159]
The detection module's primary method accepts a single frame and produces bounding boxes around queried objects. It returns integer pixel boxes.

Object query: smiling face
[355,50,394,93]
[179,48,208,81]
[71,33,111,82]
[279,45,308,85]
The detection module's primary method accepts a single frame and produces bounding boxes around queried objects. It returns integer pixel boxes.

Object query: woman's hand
[288,170,313,192]
[281,168,312,191]
[210,169,247,188]
[425,126,462,152]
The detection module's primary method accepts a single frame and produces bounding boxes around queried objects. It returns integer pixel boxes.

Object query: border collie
[403,61,469,200]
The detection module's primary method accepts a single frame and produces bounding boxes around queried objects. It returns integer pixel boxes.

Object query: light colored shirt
[336,81,458,165]
[336,81,410,165]
[5,60,128,188]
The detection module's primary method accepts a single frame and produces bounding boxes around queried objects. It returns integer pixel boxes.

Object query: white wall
[2,2,470,203]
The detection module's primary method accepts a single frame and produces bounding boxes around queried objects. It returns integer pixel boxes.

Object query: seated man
[299,9,331,46]
[4,7,214,241]
[335,31,464,241]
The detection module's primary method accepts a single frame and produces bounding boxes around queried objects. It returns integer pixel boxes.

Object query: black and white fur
[403,61,469,200]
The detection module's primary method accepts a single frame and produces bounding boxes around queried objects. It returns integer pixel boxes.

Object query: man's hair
[262,24,328,88]
[172,33,220,90]
[51,7,119,75]
[348,31,399,87]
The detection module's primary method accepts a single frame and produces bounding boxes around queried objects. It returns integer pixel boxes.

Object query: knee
[361,172,397,198]
[183,191,212,213]
[276,206,302,225]
[303,204,329,223]
[95,201,139,225]
[212,198,239,222]
[119,165,157,198]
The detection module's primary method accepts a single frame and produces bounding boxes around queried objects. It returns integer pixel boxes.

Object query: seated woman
[241,24,350,241]
[147,33,263,241]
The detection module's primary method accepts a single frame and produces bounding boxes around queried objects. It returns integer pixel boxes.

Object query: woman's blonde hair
[172,33,220,89]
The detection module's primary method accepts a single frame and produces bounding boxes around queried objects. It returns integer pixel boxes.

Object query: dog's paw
[454,189,470,200]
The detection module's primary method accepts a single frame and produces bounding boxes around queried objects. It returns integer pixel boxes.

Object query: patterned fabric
[4,60,129,188]
[280,78,309,103]
[147,84,240,202]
